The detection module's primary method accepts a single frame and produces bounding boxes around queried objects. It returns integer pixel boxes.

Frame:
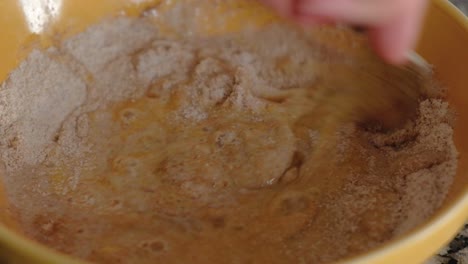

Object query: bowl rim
[341,1,468,262]
[0,0,466,263]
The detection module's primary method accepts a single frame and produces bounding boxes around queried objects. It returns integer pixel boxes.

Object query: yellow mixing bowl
[0,0,467,263]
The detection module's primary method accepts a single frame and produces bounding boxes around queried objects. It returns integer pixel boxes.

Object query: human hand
[259,0,429,64]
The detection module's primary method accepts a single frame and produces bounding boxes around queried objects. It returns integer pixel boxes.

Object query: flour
[0,13,459,264]
[0,50,87,169]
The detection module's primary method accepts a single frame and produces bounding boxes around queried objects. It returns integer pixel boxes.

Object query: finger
[294,14,335,26]
[369,0,428,64]
[296,0,405,26]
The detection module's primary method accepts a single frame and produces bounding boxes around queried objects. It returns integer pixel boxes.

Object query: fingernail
[294,14,334,27]
[296,0,323,15]
[296,0,342,16]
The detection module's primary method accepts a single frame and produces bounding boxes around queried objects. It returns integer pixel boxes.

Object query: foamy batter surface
[0,9,458,264]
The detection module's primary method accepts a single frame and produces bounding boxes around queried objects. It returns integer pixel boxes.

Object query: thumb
[294,0,428,64]
[369,0,428,64]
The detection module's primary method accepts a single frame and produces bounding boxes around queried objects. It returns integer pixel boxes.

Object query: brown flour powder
[0,11,459,264]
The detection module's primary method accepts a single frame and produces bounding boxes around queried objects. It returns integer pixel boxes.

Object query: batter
[0,5,458,264]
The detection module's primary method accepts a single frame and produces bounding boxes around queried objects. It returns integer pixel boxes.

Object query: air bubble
[119,108,140,125]
[139,239,167,253]
[210,216,226,229]
[111,156,141,177]
[270,191,313,216]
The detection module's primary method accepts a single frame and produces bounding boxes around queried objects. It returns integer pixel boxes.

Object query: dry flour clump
[0,50,87,169]
[0,14,459,264]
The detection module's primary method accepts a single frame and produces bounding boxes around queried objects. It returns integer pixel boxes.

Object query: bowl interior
[0,1,466,264]
[419,1,468,206]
